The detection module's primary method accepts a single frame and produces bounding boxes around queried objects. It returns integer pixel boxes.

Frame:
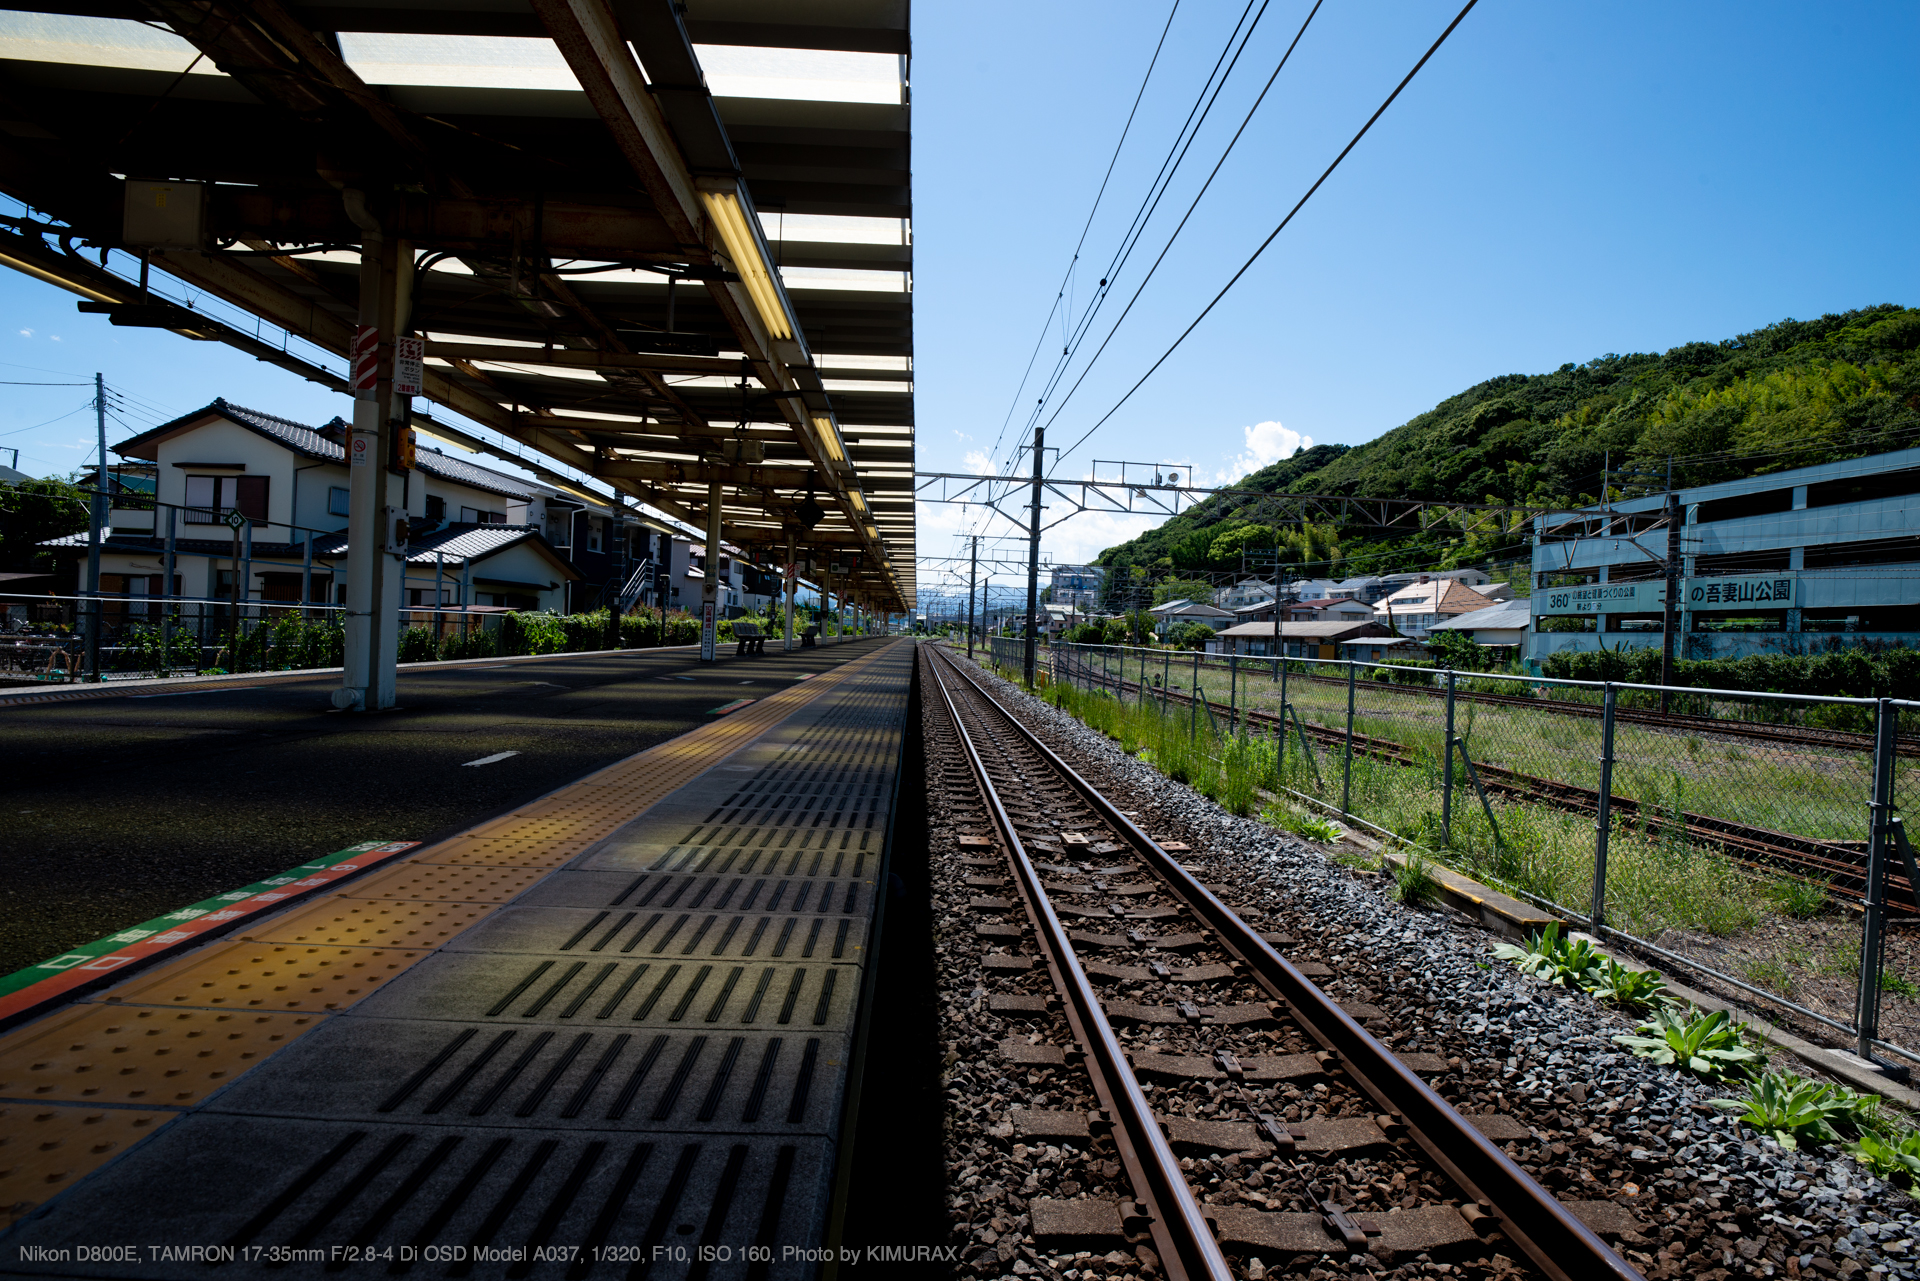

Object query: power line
[983,0,1186,472]
[1002,0,1276,472]
[1032,0,1325,453]
[1053,0,1482,468]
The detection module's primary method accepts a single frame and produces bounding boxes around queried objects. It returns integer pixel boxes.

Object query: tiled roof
[114,399,533,501]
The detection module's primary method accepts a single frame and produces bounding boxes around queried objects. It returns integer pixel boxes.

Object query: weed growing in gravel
[1712,1071,1880,1149]
[1769,875,1832,920]
[1493,922,1604,987]
[1390,852,1441,907]
[1586,957,1670,1011]
[1847,1128,1920,1194]
[1616,1007,1763,1083]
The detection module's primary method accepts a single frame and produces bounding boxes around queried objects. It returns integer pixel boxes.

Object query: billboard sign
[1536,581,1666,615]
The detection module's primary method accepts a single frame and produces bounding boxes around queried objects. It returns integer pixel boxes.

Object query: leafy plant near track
[1585,956,1670,1011]
[1712,1071,1881,1150]
[1848,1128,1920,1191]
[1615,1007,1763,1083]
[1493,921,1605,987]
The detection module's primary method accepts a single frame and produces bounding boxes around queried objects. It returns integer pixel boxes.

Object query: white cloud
[952,429,971,442]
[49,335,61,342]
[1224,419,1313,483]
[17,328,32,337]
[963,449,993,475]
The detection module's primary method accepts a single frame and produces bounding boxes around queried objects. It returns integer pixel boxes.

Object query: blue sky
[5,0,1916,607]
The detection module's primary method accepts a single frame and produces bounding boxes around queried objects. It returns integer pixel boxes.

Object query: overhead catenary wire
[1027,0,1326,448]
[1000,0,1275,473]
[1052,0,1483,471]
[983,0,1187,473]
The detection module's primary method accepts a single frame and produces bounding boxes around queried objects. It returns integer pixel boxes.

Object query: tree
[1170,621,1215,651]
[0,476,87,572]
[1425,628,1480,670]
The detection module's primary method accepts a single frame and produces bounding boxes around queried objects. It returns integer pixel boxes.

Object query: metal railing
[982,635,1920,1069]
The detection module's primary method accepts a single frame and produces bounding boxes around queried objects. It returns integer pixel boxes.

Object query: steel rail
[933,645,1644,1281]
[924,652,1233,1281]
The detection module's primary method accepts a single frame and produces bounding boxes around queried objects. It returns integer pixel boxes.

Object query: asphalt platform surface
[0,638,893,977]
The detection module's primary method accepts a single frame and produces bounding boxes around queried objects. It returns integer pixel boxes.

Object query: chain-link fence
[980,636,1920,1066]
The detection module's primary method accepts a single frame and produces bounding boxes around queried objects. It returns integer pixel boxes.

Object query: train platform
[0,638,916,1281]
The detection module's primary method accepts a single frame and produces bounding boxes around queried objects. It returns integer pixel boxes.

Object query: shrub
[498,611,567,656]
[439,627,496,660]
[398,626,440,663]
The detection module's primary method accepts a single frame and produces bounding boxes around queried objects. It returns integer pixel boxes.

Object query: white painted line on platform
[461,751,521,767]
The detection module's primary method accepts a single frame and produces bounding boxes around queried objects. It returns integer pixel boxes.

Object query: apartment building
[1528,446,1920,661]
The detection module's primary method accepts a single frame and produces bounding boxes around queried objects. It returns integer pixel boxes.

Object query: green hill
[1094,304,1920,596]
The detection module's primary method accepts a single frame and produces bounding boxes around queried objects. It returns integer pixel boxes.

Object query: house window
[588,521,602,553]
[460,506,505,524]
[186,475,269,525]
[328,486,351,517]
[425,495,445,524]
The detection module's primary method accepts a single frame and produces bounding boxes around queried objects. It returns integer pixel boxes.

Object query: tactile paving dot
[100,942,424,1011]
[342,861,548,903]
[425,831,597,866]
[242,897,496,947]
[0,1005,320,1104]
[0,1104,177,1227]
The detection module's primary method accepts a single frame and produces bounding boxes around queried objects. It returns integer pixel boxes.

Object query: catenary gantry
[0,0,915,622]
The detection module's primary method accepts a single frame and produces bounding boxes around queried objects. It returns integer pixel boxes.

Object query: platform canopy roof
[0,0,914,610]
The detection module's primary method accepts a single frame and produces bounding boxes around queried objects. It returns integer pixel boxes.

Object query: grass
[1391,852,1441,907]
[1033,663,1802,945]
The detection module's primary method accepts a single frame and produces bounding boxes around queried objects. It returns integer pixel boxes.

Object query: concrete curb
[1378,849,1920,1113]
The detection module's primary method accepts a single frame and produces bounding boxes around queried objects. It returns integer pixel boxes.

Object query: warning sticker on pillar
[393,335,424,397]
[700,601,717,661]
[350,325,380,400]
[350,434,372,467]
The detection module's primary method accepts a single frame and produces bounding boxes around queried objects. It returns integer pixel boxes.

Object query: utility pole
[1023,426,1044,685]
[84,371,106,682]
[1660,485,1680,710]
[967,535,978,661]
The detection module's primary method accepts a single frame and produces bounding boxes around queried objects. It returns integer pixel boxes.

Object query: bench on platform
[799,625,821,648]
[732,621,767,655]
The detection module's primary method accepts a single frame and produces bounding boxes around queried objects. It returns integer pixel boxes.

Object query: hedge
[1540,644,1920,698]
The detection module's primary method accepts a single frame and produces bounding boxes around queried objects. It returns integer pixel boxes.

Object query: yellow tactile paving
[98,942,427,1012]
[339,861,552,903]
[241,898,497,948]
[0,642,903,1210]
[0,1005,321,1105]
[0,1104,178,1227]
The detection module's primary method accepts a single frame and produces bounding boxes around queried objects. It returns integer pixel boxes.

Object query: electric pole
[1023,426,1044,685]
[1660,482,1681,710]
[84,371,106,682]
[967,535,979,660]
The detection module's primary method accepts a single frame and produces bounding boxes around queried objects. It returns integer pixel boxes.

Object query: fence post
[1162,648,1170,714]
[161,505,177,678]
[1857,698,1898,1058]
[1191,651,1200,738]
[1591,682,1619,935]
[1442,669,1457,847]
[1342,660,1356,818]
[1228,654,1238,737]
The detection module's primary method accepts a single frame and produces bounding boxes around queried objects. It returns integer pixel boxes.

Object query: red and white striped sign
[393,335,424,396]
[350,324,380,400]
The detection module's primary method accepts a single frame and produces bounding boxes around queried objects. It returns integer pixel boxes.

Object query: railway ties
[923,645,1642,1281]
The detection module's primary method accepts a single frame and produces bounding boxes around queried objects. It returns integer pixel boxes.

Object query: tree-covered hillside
[1095,304,1920,598]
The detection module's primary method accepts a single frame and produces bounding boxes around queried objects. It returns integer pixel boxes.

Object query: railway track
[924,643,1641,1281]
[1056,650,1916,913]
[1078,647,1919,759]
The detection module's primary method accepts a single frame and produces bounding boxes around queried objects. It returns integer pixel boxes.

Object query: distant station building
[1527,446,1920,662]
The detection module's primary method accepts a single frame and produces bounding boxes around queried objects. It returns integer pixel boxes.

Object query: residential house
[1209,619,1391,659]
[1338,635,1430,664]
[1218,578,1277,609]
[1148,598,1233,636]
[1280,597,1378,624]
[44,399,609,626]
[1371,577,1498,638]
[1427,600,1531,648]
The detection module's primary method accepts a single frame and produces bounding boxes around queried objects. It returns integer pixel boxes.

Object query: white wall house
[54,399,582,619]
